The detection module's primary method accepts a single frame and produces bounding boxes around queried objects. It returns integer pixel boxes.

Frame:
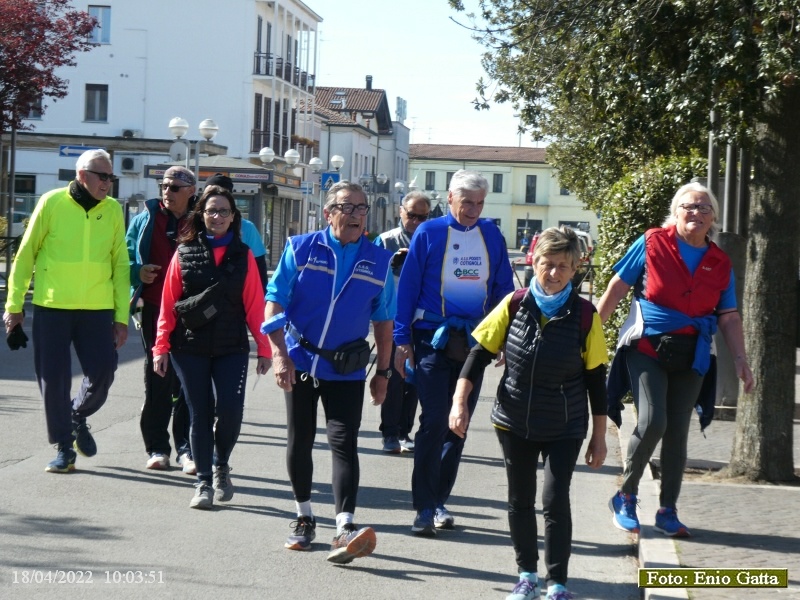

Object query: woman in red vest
[597,182,754,538]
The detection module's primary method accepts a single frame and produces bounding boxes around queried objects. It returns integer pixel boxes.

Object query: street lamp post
[309,157,323,230]
[168,117,219,182]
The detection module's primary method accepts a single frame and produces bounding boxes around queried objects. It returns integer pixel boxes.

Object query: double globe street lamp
[168,117,219,181]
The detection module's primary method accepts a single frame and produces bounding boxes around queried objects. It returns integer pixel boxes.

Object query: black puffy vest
[491,292,592,441]
[170,236,250,356]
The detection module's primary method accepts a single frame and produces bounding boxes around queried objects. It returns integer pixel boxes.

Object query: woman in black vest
[153,185,271,510]
[449,227,609,600]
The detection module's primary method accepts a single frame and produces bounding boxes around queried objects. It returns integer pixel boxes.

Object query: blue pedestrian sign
[59,145,103,158]
[321,171,340,190]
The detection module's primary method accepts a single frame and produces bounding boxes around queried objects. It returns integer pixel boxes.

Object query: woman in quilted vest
[153,185,271,510]
[449,226,609,600]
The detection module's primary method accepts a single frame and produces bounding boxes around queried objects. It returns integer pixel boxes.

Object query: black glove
[7,323,28,350]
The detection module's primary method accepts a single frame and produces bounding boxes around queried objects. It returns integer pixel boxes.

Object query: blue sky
[312,0,539,148]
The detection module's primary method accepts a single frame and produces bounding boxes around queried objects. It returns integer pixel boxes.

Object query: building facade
[10,0,322,267]
[409,144,599,247]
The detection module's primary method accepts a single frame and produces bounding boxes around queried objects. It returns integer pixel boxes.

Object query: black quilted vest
[491,292,590,441]
[170,235,250,356]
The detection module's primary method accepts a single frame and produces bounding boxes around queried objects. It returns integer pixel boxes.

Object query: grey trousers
[620,348,703,509]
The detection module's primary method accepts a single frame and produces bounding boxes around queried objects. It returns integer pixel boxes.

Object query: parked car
[523,230,590,288]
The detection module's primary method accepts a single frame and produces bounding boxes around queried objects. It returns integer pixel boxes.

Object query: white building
[12,0,322,265]
[409,144,599,247]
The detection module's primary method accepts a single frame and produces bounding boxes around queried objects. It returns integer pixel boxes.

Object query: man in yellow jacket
[3,149,130,473]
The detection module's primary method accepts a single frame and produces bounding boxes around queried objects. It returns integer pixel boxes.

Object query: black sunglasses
[161,183,190,193]
[86,170,118,182]
[403,208,429,221]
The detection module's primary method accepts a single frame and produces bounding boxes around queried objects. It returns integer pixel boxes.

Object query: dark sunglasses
[161,183,190,193]
[86,170,118,182]
[403,209,428,221]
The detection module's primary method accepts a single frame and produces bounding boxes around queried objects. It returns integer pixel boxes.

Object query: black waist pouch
[325,338,372,375]
[647,333,698,371]
[292,325,371,375]
[173,283,224,330]
[444,327,471,362]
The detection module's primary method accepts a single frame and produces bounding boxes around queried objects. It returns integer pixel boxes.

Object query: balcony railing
[250,130,291,155]
[252,52,316,92]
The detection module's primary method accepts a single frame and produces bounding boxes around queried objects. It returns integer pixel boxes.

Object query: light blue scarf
[530,279,573,318]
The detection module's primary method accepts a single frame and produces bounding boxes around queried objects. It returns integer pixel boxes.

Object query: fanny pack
[289,325,371,375]
[646,333,698,371]
[173,259,237,330]
[173,282,224,330]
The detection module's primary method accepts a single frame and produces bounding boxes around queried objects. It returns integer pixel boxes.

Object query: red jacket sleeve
[242,250,271,357]
[154,252,182,356]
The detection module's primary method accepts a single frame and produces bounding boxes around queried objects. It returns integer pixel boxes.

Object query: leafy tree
[450,0,800,481]
[0,0,96,133]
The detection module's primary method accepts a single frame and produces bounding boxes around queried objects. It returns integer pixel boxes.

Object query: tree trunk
[728,84,800,481]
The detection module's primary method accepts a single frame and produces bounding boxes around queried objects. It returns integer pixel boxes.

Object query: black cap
[205,173,233,192]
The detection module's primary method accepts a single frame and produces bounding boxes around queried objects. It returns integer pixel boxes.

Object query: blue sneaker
[434,504,455,529]
[654,507,691,537]
[72,419,97,457]
[506,576,539,600]
[45,445,77,473]
[609,491,640,533]
[411,508,436,536]
[546,583,574,600]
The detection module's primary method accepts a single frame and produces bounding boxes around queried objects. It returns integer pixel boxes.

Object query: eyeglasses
[679,203,713,215]
[403,209,429,222]
[161,183,190,193]
[333,203,370,215]
[86,170,118,182]
[203,208,232,218]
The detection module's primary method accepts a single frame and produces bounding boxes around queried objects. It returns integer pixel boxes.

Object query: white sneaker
[146,453,170,470]
[399,436,415,453]
[177,452,196,475]
[190,482,213,510]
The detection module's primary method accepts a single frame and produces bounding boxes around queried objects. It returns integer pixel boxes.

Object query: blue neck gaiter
[530,278,573,318]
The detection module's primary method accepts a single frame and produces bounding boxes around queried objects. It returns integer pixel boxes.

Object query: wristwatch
[375,368,392,380]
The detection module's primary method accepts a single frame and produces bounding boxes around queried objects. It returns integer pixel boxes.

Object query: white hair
[662,181,720,237]
[448,169,488,195]
[75,149,112,172]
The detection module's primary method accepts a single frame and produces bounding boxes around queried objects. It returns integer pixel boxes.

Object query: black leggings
[285,374,365,515]
[496,428,581,587]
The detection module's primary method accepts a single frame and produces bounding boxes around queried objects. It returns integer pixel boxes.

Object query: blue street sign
[300,181,314,194]
[59,145,103,158]
[321,171,340,190]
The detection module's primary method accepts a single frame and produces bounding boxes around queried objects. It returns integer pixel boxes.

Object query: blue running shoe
[45,445,77,473]
[72,419,97,457]
[506,576,538,600]
[654,507,691,537]
[609,491,640,533]
[546,583,574,600]
[411,508,436,536]
[434,504,455,529]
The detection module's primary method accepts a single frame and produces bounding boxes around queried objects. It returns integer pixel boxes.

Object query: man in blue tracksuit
[263,181,395,566]
[394,169,514,535]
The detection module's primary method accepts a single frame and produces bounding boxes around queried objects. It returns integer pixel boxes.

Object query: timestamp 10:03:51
[12,570,165,584]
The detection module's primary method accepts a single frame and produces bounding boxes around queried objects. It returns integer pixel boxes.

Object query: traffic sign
[300,181,314,194]
[321,171,340,190]
[59,145,103,158]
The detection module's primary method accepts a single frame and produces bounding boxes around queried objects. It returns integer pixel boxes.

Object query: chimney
[366,75,373,90]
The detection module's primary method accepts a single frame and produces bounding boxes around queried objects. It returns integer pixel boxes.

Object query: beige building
[409,144,599,248]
